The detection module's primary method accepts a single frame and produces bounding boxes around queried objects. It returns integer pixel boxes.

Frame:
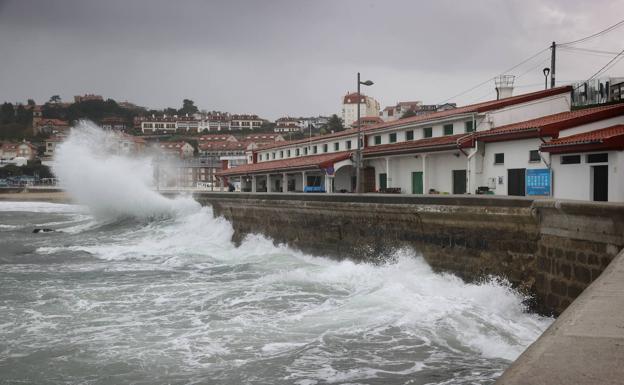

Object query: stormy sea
[0,124,552,384]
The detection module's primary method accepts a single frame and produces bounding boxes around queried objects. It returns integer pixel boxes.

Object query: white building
[138,116,177,134]
[230,114,263,131]
[155,141,195,159]
[274,117,303,133]
[198,111,231,132]
[176,116,199,132]
[218,85,624,202]
[541,123,624,202]
[341,92,380,128]
[380,101,447,122]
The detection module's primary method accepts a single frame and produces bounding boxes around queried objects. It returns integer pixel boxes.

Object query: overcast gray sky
[1,0,623,119]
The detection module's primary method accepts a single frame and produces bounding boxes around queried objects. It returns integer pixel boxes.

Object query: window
[287,149,291,157]
[272,152,276,159]
[587,153,608,163]
[374,135,381,145]
[323,144,328,152]
[313,145,318,154]
[346,140,352,149]
[304,147,308,155]
[465,121,474,133]
[494,153,504,165]
[389,133,397,143]
[529,150,541,162]
[443,124,454,136]
[561,155,581,164]
[423,127,432,138]
[406,130,414,141]
[334,142,339,151]
[296,148,300,156]
[279,150,283,158]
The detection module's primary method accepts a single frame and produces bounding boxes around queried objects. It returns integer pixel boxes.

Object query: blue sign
[526,168,551,196]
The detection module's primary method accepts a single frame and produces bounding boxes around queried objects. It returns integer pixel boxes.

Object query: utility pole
[356,72,362,194]
[355,72,374,194]
[550,41,556,88]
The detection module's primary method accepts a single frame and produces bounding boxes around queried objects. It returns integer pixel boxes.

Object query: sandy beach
[0,190,71,203]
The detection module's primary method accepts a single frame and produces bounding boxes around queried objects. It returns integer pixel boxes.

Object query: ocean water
[0,124,552,384]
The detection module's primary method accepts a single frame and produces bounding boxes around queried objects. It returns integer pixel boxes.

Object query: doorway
[508,168,526,196]
[592,165,608,201]
[452,169,466,194]
[379,173,387,190]
[412,171,423,194]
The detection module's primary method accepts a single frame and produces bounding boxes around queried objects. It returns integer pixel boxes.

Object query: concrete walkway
[497,248,624,385]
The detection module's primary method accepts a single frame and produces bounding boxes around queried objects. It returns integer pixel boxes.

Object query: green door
[379,173,387,190]
[412,171,423,194]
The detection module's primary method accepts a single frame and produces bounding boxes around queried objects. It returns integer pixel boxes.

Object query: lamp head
[360,80,374,86]
[543,67,550,77]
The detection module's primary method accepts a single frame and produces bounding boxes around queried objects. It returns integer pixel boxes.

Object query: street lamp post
[543,67,550,90]
[355,72,374,194]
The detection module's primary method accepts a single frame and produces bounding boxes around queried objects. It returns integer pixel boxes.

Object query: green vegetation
[323,114,344,132]
[42,98,137,123]
[0,162,53,179]
[0,102,34,140]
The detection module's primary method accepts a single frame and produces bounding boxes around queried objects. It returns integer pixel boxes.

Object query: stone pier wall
[532,200,624,314]
[180,192,624,315]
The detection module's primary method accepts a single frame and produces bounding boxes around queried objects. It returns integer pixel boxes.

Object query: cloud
[1,0,623,119]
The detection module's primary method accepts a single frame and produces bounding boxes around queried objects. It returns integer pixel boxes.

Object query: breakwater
[183,192,624,316]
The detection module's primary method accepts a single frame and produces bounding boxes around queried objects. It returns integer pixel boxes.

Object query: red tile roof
[157,141,191,149]
[217,151,352,176]
[37,118,70,127]
[540,125,624,153]
[199,141,248,151]
[198,134,237,141]
[354,116,384,126]
[362,86,572,133]
[256,86,573,152]
[343,93,367,104]
[468,103,624,144]
[364,133,470,157]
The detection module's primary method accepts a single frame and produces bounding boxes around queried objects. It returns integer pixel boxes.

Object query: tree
[400,109,417,119]
[27,99,36,106]
[1,103,15,124]
[49,95,62,104]
[164,107,177,116]
[15,104,31,126]
[178,99,198,116]
[325,114,344,132]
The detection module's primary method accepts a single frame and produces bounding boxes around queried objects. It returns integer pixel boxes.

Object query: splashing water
[0,124,553,384]
[52,121,198,219]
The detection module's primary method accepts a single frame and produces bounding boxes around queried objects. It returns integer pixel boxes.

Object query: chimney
[495,75,515,100]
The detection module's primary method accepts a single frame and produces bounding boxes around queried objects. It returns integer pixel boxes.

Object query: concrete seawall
[496,247,624,385]
[182,192,624,316]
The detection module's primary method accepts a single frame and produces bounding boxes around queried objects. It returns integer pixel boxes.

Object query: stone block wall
[532,200,624,315]
[180,192,624,316]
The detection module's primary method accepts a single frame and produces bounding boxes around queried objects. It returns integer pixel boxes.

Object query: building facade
[341,92,380,128]
[216,85,624,202]
[380,101,451,122]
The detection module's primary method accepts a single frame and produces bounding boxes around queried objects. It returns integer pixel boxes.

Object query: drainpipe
[536,127,553,197]
[466,140,479,194]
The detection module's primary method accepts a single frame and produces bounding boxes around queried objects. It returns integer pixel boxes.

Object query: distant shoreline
[0,190,71,204]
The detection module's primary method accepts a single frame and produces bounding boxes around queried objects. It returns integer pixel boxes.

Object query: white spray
[52,121,198,219]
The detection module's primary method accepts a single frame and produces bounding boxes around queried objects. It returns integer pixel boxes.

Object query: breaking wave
[0,124,555,384]
[52,121,198,219]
